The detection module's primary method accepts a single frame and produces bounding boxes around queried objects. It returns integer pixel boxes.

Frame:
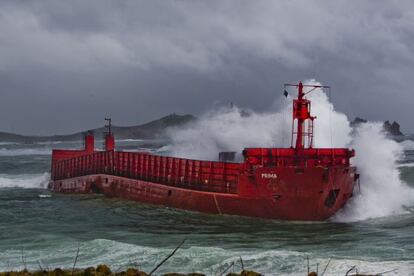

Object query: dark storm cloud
[0,0,413,135]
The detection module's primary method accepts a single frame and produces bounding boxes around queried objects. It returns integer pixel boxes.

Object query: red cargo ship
[49,82,358,221]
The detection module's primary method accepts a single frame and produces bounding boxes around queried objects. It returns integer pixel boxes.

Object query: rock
[53,268,65,276]
[162,274,205,276]
[350,117,367,127]
[226,271,262,276]
[383,120,403,136]
[96,265,112,275]
[241,271,262,276]
[117,268,148,276]
[350,117,404,136]
[83,267,96,276]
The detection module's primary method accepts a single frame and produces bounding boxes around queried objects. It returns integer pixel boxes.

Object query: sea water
[1,82,414,275]
[0,138,413,275]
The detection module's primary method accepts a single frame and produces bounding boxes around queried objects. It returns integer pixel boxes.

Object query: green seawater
[0,141,413,275]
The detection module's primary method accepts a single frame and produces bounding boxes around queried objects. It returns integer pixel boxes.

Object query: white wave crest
[165,106,288,160]
[165,84,351,161]
[0,239,412,275]
[398,162,414,168]
[165,79,414,221]
[0,148,51,156]
[0,142,20,145]
[400,139,414,150]
[335,123,414,221]
[117,139,145,142]
[0,173,50,189]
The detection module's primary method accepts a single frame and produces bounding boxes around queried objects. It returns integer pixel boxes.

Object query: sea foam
[0,148,52,156]
[334,123,414,221]
[400,139,414,150]
[0,173,50,189]
[0,238,412,275]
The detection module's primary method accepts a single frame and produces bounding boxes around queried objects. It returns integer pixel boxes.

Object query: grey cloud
[0,0,413,135]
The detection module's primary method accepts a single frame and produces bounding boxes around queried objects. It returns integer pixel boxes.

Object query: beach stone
[96,265,111,275]
[53,268,65,276]
[227,271,262,276]
[83,267,96,276]
[241,271,262,276]
[125,268,148,276]
[162,274,205,276]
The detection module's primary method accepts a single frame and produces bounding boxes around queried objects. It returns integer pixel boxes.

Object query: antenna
[105,117,112,135]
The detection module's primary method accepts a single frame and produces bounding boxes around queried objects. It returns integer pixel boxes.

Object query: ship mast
[104,117,115,151]
[105,117,112,135]
[284,82,329,149]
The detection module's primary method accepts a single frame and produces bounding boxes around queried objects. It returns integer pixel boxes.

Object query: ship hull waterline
[49,166,356,221]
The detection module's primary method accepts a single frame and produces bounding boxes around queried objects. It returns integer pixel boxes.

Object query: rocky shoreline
[351,117,404,136]
[0,265,388,276]
[0,265,261,276]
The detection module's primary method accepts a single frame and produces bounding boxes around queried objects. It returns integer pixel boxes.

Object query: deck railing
[51,151,240,194]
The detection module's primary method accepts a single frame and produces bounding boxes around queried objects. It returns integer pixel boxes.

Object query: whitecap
[0,173,50,189]
[0,239,412,275]
[0,148,51,156]
[400,139,414,150]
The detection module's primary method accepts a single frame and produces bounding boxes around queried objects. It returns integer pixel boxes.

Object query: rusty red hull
[49,165,356,221]
[49,81,358,221]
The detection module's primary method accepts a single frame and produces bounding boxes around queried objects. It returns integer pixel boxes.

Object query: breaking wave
[0,238,412,275]
[0,142,20,145]
[400,139,414,150]
[335,123,414,221]
[117,139,145,142]
[0,173,50,189]
[398,162,414,168]
[165,80,414,221]
[164,85,351,160]
[0,148,52,156]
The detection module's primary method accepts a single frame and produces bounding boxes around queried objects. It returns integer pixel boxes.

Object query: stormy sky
[0,0,413,135]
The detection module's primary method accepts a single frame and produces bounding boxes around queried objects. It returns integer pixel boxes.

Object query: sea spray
[401,139,414,150]
[305,87,352,148]
[1,238,413,274]
[164,80,414,221]
[0,173,50,189]
[0,148,52,156]
[334,123,414,221]
[165,80,352,159]
[162,106,289,160]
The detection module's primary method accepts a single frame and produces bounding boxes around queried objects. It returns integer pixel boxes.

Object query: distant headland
[0,114,195,143]
[0,114,405,143]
